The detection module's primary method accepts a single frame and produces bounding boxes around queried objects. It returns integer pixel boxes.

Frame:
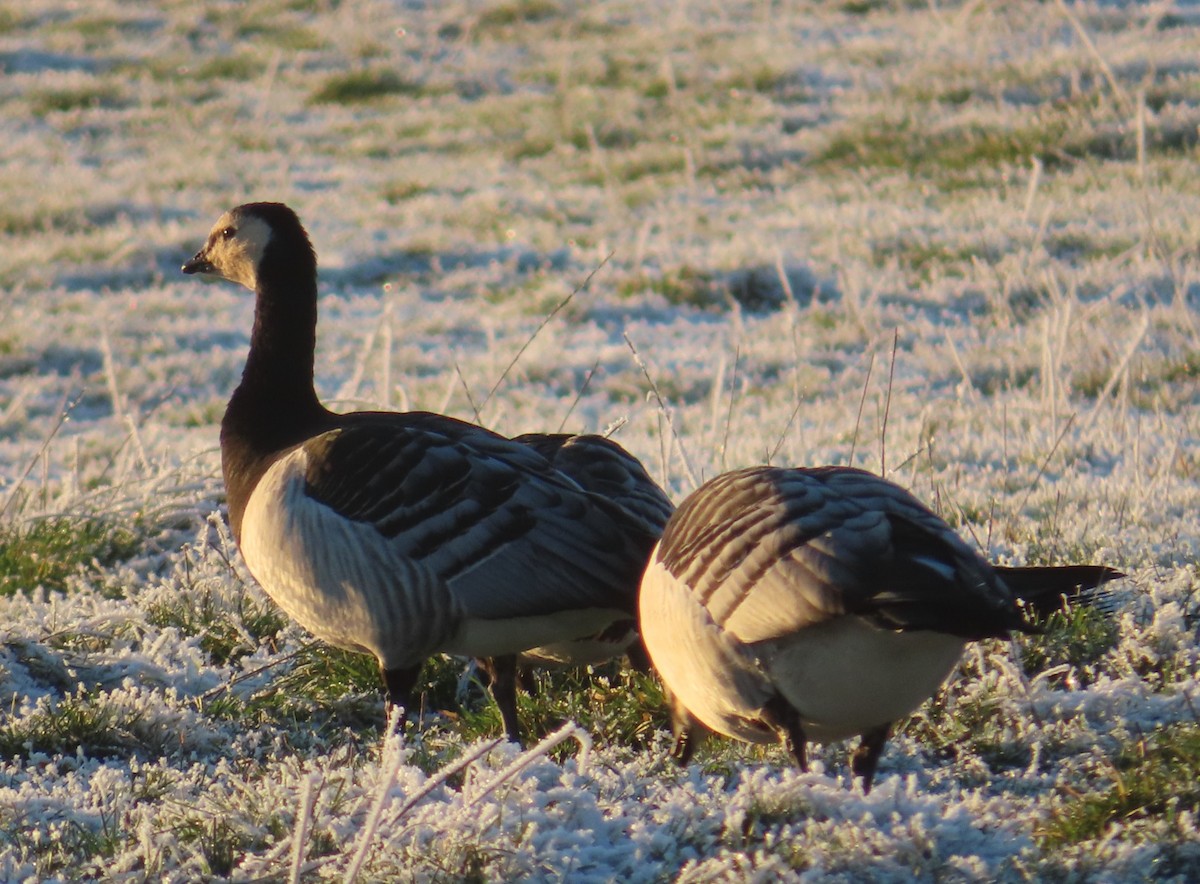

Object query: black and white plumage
[507,431,673,669]
[638,465,1122,792]
[477,433,674,738]
[181,202,664,739]
[513,433,675,542]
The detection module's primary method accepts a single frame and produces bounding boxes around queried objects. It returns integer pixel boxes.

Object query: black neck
[240,262,320,409]
[221,251,330,536]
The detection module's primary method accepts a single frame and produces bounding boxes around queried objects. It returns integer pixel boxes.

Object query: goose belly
[640,557,966,746]
[762,618,965,743]
[443,607,631,660]
[517,617,637,667]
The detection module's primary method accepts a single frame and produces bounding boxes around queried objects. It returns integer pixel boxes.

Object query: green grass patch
[608,147,688,183]
[201,642,392,740]
[0,206,94,236]
[62,13,160,46]
[0,517,141,597]
[29,85,126,116]
[816,98,1198,188]
[1075,348,1200,413]
[0,687,181,762]
[566,122,640,152]
[1159,350,1200,385]
[400,656,671,764]
[1019,604,1121,687]
[309,69,425,105]
[869,232,990,282]
[158,807,280,879]
[255,643,384,724]
[172,399,226,429]
[716,64,788,95]
[1038,723,1200,847]
[208,641,668,763]
[193,53,266,81]
[840,0,891,12]
[5,808,125,881]
[0,7,23,33]
[814,113,1072,184]
[617,268,718,308]
[0,689,122,759]
[509,133,556,161]
[905,674,1030,773]
[509,663,671,752]
[211,6,325,51]
[475,0,561,31]
[590,53,660,91]
[1044,230,1138,263]
[382,180,432,203]
[243,23,325,51]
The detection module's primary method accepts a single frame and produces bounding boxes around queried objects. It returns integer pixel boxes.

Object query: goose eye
[220,226,236,240]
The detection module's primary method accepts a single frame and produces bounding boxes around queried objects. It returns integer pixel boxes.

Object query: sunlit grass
[0,0,1195,877]
[29,85,126,116]
[309,70,427,105]
[1018,605,1122,686]
[1039,723,1200,848]
[0,517,141,597]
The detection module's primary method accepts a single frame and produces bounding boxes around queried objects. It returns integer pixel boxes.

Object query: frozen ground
[2,0,1200,880]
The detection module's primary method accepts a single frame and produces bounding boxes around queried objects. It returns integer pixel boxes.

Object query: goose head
[182,202,313,291]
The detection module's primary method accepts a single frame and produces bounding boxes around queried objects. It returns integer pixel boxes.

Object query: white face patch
[194,210,273,291]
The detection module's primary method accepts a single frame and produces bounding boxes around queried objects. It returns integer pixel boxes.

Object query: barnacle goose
[182,202,665,740]
[639,465,1122,792]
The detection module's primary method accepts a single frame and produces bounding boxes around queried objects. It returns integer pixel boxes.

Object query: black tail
[995,565,1125,618]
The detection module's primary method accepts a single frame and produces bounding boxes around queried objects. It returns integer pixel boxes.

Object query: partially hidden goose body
[476,433,674,736]
[639,465,1123,792]
[182,202,666,739]
[505,432,673,666]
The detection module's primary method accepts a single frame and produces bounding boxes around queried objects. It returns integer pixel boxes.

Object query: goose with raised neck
[183,202,670,741]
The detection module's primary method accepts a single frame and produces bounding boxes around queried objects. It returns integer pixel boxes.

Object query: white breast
[239,448,461,670]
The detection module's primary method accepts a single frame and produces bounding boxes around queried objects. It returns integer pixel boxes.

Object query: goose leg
[850,724,891,794]
[658,682,700,764]
[626,635,652,673]
[518,666,538,697]
[382,664,421,725]
[671,728,695,764]
[670,710,698,765]
[764,695,808,771]
[478,654,523,743]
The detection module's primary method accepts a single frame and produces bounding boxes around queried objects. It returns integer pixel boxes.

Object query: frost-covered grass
[3,0,1200,879]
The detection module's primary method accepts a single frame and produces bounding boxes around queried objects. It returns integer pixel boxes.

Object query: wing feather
[657,466,1025,644]
[513,433,674,534]
[301,414,659,622]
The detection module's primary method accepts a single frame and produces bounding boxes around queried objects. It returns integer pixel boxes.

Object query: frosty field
[3,0,1200,880]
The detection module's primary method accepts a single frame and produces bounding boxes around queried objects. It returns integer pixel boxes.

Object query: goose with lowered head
[640,464,1122,792]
